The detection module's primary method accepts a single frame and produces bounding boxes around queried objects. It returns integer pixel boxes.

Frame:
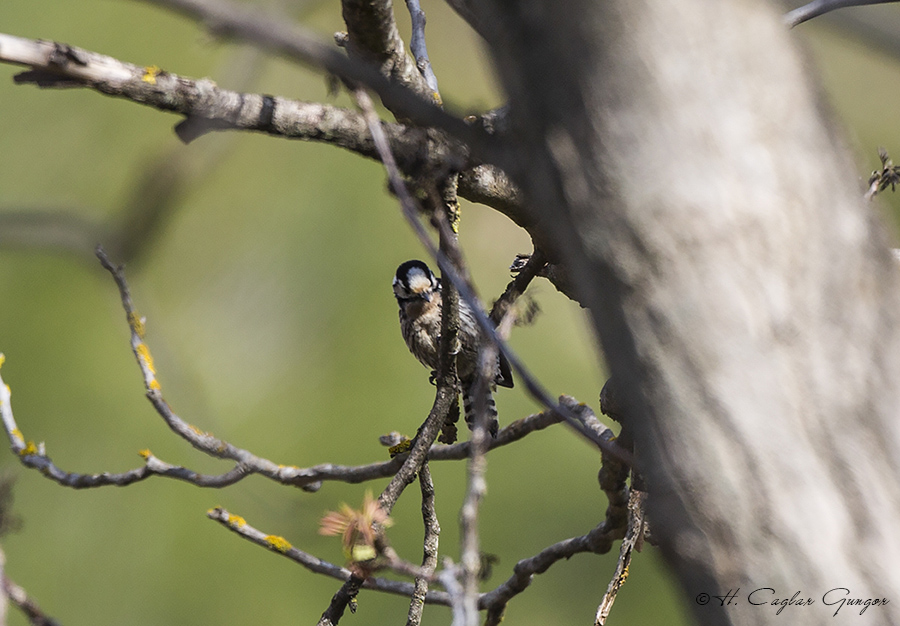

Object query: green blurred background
[0,1,897,624]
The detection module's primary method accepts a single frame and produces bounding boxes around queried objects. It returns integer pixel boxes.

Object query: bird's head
[393,260,440,303]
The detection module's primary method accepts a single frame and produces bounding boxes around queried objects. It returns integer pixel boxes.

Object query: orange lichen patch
[265,535,292,553]
[141,65,161,84]
[135,343,156,374]
[149,380,161,391]
[19,441,38,456]
[10,429,23,444]
[388,438,412,457]
[138,449,152,459]
[227,514,247,528]
[128,312,146,339]
[188,424,209,437]
[0,353,5,368]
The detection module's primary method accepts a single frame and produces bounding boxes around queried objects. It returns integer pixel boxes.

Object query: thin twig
[457,310,514,625]
[784,0,900,27]
[489,248,547,325]
[0,341,562,490]
[4,362,628,621]
[438,559,467,626]
[406,463,440,626]
[317,576,365,626]
[2,574,62,626]
[404,0,440,98]
[95,247,333,490]
[595,489,646,625]
[207,506,451,605]
[434,177,464,445]
[379,386,457,513]
[318,379,451,626]
[482,396,627,624]
[458,387,489,625]
[0,352,257,488]
[479,520,624,622]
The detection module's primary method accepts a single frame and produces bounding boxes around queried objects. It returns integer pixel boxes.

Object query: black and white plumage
[393,260,513,437]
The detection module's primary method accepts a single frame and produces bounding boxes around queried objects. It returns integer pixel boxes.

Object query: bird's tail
[463,382,499,438]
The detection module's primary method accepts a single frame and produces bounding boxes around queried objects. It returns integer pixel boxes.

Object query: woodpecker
[393,260,513,437]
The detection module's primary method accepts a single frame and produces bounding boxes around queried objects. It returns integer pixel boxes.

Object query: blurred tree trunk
[478,0,900,624]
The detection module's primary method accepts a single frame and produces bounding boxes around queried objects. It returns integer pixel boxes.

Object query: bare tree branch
[95,247,334,485]
[456,165,526,225]
[489,248,546,325]
[0,32,531,236]
[785,0,900,27]
[0,6,641,623]
[133,0,474,141]
[317,576,364,626]
[481,397,627,624]
[0,333,565,491]
[479,520,623,621]
[457,368,492,625]
[0,3,476,149]
[2,572,62,626]
[3,339,627,621]
[404,0,440,97]
[594,489,646,625]
[132,0,538,230]
[452,302,517,626]
[319,376,457,626]
[1,244,575,499]
[0,34,442,153]
[369,170,465,511]
[405,462,440,626]
[0,351,259,489]
[340,0,437,106]
[207,507,452,604]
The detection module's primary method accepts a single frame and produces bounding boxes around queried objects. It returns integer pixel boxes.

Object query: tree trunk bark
[480,1,900,624]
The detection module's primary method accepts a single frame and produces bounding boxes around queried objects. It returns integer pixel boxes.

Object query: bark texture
[480,1,900,624]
